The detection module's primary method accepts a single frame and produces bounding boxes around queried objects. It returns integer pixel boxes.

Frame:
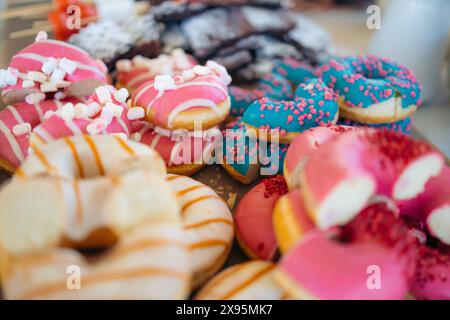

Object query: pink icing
[0,98,79,169]
[131,74,229,129]
[32,86,132,144]
[131,121,216,167]
[279,230,409,299]
[235,175,287,260]
[2,39,107,99]
[285,125,352,174]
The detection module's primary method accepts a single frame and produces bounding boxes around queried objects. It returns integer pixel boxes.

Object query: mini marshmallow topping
[12,123,32,136]
[127,107,145,120]
[154,75,176,91]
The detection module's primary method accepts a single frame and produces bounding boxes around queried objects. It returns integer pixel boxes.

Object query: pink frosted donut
[131,121,220,175]
[284,125,355,190]
[276,229,410,299]
[116,50,197,94]
[0,97,80,173]
[30,85,134,150]
[0,32,108,105]
[130,61,231,130]
[399,165,450,245]
[300,128,444,229]
[235,175,288,260]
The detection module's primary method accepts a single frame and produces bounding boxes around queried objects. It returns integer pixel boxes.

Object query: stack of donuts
[128,59,232,175]
[0,135,234,299]
[232,126,449,300]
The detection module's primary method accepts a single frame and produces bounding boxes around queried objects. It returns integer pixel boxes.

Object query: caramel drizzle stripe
[106,238,187,261]
[33,148,53,171]
[83,135,105,175]
[220,264,276,300]
[20,267,189,300]
[181,195,220,212]
[177,185,204,197]
[185,218,233,230]
[167,175,183,181]
[113,136,135,155]
[15,167,26,178]
[196,263,249,298]
[72,179,83,226]
[190,239,228,250]
[63,136,84,178]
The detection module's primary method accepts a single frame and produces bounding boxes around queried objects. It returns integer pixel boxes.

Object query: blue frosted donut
[241,78,339,143]
[272,58,316,86]
[229,73,293,117]
[320,55,421,124]
[337,117,412,135]
[222,119,288,184]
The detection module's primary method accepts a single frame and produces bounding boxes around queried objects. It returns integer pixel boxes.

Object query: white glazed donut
[0,135,179,256]
[2,221,191,300]
[195,261,285,300]
[166,174,233,288]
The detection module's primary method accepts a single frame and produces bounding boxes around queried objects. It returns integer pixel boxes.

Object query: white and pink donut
[30,85,134,150]
[130,61,231,130]
[283,125,355,190]
[0,97,81,173]
[0,32,108,105]
[131,121,220,175]
[399,165,450,245]
[299,128,444,229]
[116,49,198,94]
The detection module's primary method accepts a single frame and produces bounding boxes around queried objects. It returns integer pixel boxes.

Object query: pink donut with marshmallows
[0,32,108,105]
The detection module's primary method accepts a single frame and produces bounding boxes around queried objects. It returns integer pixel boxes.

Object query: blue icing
[229,73,293,117]
[272,58,316,86]
[222,119,288,177]
[321,55,421,109]
[338,117,412,135]
[242,79,338,135]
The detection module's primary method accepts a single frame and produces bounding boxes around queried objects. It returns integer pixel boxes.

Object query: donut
[242,79,339,143]
[398,165,450,245]
[273,189,315,254]
[2,220,191,300]
[116,49,197,94]
[30,85,134,150]
[341,201,450,300]
[272,57,316,87]
[283,125,354,190]
[0,97,80,173]
[235,175,288,260]
[275,229,410,300]
[320,55,421,124]
[0,32,108,105]
[229,74,293,117]
[195,261,285,300]
[222,119,288,184]
[299,128,444,229]
[338,117,413,135]
[166,174,233,288]
[130,61,231,130]
[131,121,220,176]
[0,135,179,255]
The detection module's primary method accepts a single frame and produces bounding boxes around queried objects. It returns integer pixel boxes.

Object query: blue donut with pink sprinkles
[272,58,317,87]
[242,78,339,143]
[319,55,421,124]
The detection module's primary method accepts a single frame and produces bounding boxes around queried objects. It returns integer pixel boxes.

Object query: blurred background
[0,0,449,155]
